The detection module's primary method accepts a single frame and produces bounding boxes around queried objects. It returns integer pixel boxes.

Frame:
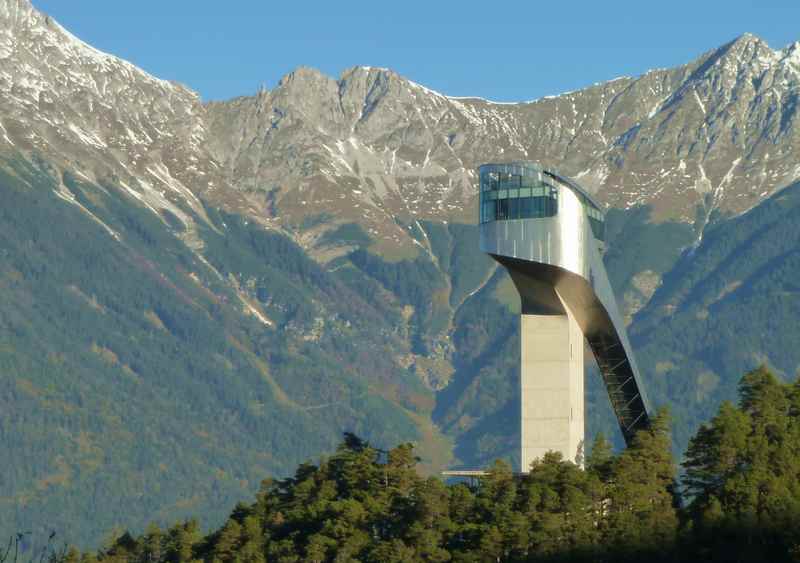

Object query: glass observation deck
[479,162,605,242]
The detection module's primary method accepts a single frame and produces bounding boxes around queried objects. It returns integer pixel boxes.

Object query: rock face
[204,35,800,250]
[0,0,236,248]
[2,0,799,254]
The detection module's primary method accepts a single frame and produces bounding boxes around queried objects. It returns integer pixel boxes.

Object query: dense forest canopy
[9,367,800,563]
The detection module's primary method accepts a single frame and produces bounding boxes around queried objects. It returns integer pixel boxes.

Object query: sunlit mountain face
[2,0,800,547]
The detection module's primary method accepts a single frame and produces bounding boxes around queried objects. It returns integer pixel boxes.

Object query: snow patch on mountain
[0,3,799,255]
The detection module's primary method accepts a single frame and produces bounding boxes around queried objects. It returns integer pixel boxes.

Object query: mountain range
[1,0,800,547]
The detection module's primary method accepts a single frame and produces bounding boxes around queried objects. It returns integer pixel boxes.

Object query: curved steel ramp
[492,250,651,445]
[478,162,651,449]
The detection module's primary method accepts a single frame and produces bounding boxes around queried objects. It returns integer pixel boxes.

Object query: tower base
[520,302,584,472]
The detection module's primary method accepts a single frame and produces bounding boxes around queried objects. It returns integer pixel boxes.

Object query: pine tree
[237,516,265,563]
[683,401,750,521]
[472,459,526,561]
[518,451,602,559]
[211,520,241,563]
[586,432,614,482]
[602,408,678,555]
[446,483,478,559]
[682,366,800,560]
[164,520,201,563]
[140,524,163,563]
[404,478,452,562]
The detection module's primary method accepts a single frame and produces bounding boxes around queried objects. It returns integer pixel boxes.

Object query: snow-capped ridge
[0,0,227,246]
[446,95,529,105]
[1,2,799,254]
[778,41,800,67]
[357,65,391,73]
[0,0,181,92]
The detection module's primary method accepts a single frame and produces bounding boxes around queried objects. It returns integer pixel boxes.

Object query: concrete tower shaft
[478,162,651,472]
[520,302,584,468]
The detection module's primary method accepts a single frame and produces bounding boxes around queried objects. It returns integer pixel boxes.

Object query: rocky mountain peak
[0,0,36,31]
[701,33,800,82]
[1,0,178,92]
[778,40,800,67]
[203,33,800,248]
[338,66,398,115]
[727,31,769,50]
[685,33,775,88]
[339,65,408,95]
[0,0,245,251]
[277,66,336,91]
[1,4,799,257]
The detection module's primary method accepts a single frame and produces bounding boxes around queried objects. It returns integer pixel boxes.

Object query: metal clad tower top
[478,161,650,460]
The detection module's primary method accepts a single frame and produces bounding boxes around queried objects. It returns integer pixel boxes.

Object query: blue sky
[34,1,800,103]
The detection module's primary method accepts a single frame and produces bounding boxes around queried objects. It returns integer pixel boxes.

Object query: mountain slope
[2,0,800,548]
[0,156,437,546]
[630,180,800,448]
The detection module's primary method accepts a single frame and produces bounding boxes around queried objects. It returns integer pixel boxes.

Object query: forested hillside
[632,180,800,449]
[19,367,800,563]
[4,0,800,550]
[6,156,800,546]
[0,158,438,545]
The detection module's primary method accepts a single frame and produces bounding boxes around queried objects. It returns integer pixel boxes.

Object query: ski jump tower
[479,162,651,472]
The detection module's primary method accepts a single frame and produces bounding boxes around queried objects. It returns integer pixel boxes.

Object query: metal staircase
[587,333,650,444]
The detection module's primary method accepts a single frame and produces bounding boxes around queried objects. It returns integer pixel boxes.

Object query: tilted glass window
[479,163,558,223]
[478,162,606,242]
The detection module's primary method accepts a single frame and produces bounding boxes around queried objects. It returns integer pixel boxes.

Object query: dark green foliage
[600,409,678,555]
[603,206,695,301]
[349,248,442,315]
[202,207,337,326]
[444,224,495,308]
[434,268,521,465]
[682,366,800,561]
[632,180,800,452]
[316,222,372,249]
[348,247,447,353]
[586,432,614,481]
[22,369,800,562]
[0,158,424,548]
[420,221,452,272]
[60,419,683,563]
